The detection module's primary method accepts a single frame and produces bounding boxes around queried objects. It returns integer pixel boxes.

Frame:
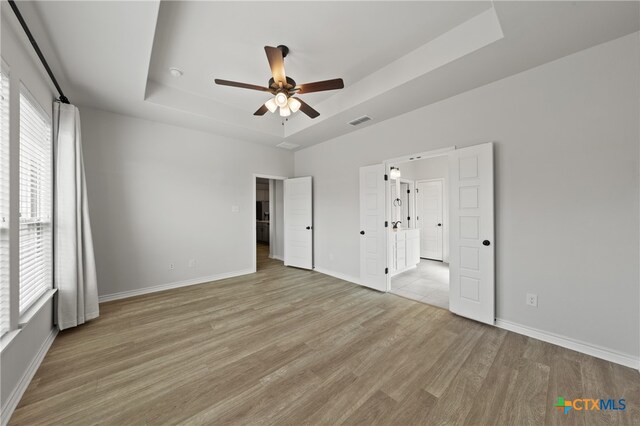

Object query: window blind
[19,84,52,314]
[0,70,9,335]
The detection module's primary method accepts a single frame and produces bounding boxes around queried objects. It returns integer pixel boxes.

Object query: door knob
[306,226,311,230]
[483,240,490,246]
[437,223,442,227]
[360,230,365,235]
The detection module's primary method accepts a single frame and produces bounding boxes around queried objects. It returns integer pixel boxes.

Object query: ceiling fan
[214,45,344,119]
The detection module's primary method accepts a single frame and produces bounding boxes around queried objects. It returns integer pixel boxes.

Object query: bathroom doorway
[360,143,495,324]
[388,155,450,309]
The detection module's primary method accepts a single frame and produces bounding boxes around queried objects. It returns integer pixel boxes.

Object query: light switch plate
[231,205,239,213]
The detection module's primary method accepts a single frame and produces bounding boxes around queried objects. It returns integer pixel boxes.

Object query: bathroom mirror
[390,179,411,228]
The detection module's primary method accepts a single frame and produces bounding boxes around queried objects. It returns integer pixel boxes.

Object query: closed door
[417,180,443,261]
[449,142,494,325]
[284,177,313,270]
[359,164,387,292]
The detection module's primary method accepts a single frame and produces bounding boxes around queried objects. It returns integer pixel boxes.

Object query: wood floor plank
[544,356,586,426]
[9,244,640,425]
[496,358,551,426]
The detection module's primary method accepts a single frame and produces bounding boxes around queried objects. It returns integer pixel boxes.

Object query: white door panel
[359,164,387,292]
[417,180,443,261]
[284,177,313,269]
[449,143,494,325]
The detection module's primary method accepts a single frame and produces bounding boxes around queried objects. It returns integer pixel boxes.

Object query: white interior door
[417,180,443,261]
[284,176,313,270]
[359,164,387,292]
[449,143,494,325]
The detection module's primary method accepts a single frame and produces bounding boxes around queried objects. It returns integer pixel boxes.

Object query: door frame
[416,178,445,261]
[252,173,288,273]
[384,146,455,291]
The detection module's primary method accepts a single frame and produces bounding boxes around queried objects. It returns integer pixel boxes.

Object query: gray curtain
[53,103,99,330]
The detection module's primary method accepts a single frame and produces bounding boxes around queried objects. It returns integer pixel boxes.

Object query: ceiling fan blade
[264,46,287,86]
[254,104,269,116]
[214,79,272,93]
[296,98,320,119]
[295,78,344,94]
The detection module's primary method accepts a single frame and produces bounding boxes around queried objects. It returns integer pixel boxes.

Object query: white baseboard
[313,266,361,286]
[1,327,58,426]
[98,268,255,303]
[495,319,639,370]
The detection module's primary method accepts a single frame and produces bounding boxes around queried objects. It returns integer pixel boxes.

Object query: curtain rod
[7,0,69,104]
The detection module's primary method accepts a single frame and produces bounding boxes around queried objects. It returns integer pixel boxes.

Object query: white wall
[295,33,640,360]
[0,5,57,419]
[80,107,293,299]
[398,155,448,182]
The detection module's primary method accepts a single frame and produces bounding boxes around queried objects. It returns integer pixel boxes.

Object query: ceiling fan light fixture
[279,105,291,117]
[275,92,288,108]
[288,97,301,113]
[265,98,277,113]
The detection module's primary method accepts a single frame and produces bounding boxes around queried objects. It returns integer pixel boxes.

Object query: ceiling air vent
[277,141,300,150]
[348,115,372,126]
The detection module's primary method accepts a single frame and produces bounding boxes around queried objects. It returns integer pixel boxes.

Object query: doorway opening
[253,175,287,272]
[387,155,450,309]
[360,143,494,324]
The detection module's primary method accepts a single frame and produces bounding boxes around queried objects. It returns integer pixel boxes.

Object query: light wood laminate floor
[11,246,639,425]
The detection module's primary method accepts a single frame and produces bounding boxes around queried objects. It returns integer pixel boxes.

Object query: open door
[416,180,443,261]
[359,164,387,292]
[449,143,495,324]
[284,176,313,269]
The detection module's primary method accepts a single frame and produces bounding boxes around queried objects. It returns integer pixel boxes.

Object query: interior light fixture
[390,167,401,179]
[264,93,301,117]
[265,98,277,113]
[288,97,301,113]
[274,92,288,108]
[279,105,291,117]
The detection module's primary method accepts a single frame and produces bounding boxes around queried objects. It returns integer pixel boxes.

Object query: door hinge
[407,189,411,194]
[384,174,388,181]
[407,216,410,221]
[384,221,388,228]
[385,267,389,274]
[415,188,419,193]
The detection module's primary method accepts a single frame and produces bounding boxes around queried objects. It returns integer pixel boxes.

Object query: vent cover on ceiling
[277,141,300,150]
[347,115,372,126]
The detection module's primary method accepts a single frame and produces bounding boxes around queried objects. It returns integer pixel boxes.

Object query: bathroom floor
[390,259,449,309]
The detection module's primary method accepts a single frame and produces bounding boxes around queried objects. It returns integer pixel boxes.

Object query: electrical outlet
[526,293,538,307]
[169,263,175,270]
[188,259,196,268]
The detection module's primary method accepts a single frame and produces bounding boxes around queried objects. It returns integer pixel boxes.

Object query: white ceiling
[148,1,490,111]
[15,1,640,150]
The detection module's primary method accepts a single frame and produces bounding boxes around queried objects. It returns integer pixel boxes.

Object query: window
[0,68,9,334]
[19,84,52,314]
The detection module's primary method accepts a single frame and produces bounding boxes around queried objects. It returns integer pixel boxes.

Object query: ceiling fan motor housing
[277,45,289,58]
[269,76,297,91]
